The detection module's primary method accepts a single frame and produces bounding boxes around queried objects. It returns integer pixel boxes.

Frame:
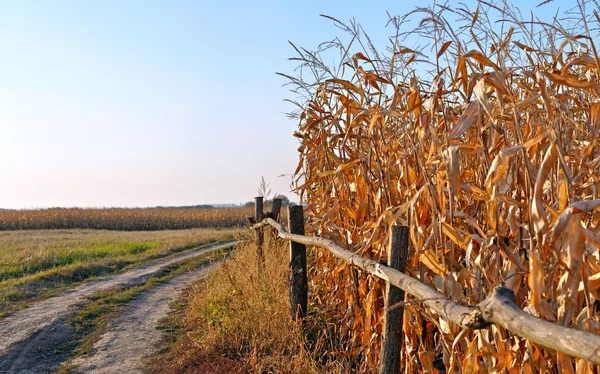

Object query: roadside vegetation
[0,227,244,317]
[0,206,253,230]
[153,234,352,374]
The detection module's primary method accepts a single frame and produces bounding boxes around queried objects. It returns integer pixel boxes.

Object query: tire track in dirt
[0,240,238,373]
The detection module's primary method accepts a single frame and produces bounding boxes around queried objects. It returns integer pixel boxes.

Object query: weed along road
[0,240,239,374]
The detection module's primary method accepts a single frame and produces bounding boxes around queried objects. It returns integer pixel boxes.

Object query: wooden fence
[250,197,600,373]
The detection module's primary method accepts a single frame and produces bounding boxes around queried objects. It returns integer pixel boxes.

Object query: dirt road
[68,264,213,373]
[0,240,238,373]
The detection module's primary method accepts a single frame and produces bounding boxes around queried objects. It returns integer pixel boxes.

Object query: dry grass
[0,227,244,317]
[154,233,353,374]
[283,0,600,372]
[0,206,253,231]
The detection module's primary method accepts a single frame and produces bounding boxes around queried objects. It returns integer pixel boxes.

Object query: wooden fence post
[268,198,283,246]
[271,198,282,220]
[288,205,307,321]
[379,225,409,374]
[255,197,265,270]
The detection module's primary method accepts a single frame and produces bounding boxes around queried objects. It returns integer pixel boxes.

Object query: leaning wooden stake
[255,196,265,270]
[288,205,307,321]
[379,226,409,374]
[271,198,282,220]
[268,198,283,245]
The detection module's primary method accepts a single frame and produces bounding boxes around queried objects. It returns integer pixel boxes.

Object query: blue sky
[0,0,571,208]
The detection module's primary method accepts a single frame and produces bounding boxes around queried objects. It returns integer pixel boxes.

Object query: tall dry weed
[181,234,347,373]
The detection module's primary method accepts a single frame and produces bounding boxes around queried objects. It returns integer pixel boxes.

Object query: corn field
[0,207,253,231]
[286,1,600,372]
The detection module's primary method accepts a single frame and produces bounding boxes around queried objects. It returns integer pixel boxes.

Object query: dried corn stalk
[285,1,600,372]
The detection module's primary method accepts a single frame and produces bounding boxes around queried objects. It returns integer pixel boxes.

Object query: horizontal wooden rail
[254,217,600,365]
[255,219,486,328]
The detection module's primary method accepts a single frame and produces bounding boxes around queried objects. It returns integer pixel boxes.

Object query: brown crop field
[0,206,254,231]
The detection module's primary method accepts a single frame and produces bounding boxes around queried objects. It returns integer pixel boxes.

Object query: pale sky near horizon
[0,0,572,209]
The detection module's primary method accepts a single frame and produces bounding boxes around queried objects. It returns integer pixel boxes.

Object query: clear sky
[0,0,570,208]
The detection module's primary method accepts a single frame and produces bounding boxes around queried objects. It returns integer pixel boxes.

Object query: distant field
[0,206,254,231]
[0,227,244,316]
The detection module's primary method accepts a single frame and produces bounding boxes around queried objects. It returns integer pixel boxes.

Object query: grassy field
[0,227,244,317]
[0,206,254,230]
